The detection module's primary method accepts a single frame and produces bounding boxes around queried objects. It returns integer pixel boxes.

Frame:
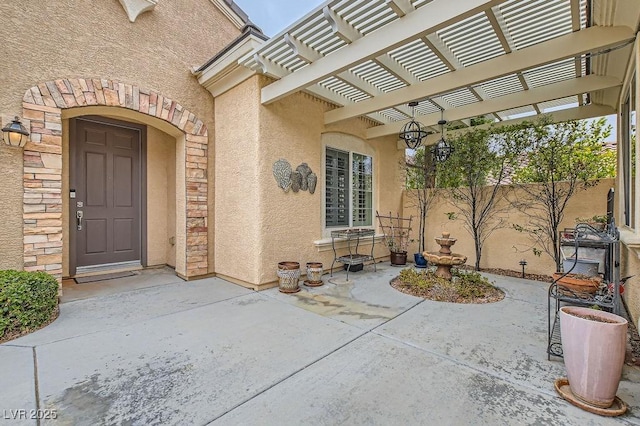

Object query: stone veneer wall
[22,78,209,281]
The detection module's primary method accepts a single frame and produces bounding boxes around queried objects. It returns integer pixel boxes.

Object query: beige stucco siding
[0,0,240,272]
[147,127,176,267]
[0,0,237,118]
[621,244,640,328]
[0,148,24,269]
[257,91,325,285]
[212,76,404,288]
[255,78,404,286]
[403,179,615,275]
[214,77,262,284]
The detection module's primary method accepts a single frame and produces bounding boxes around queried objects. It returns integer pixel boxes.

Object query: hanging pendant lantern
[399,101,428,150]
[432,110,453,163]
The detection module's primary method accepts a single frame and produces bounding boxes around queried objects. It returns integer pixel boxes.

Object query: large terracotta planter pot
[560,306,627,408]
[277,261,300,293]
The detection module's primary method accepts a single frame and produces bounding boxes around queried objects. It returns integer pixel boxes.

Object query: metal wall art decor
[272,158,292,192]
[290,171,302,192]
[307,172,317,194]
[296,163,312,191]
[272,159,317,194]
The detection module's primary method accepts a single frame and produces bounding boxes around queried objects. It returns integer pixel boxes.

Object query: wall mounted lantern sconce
[432,109,453,163]
[2,116,29,148]
[399,101,428,150]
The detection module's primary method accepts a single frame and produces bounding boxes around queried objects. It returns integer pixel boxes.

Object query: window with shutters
[325,147,373,228]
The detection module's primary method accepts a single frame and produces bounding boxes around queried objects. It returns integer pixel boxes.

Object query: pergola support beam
[395,104,617,149]
[386,0,415,17]
[285,33,322,62]
[369,74,620,139]
[327,25,634,125]
[262,0,508,104]
[323,6,362,43]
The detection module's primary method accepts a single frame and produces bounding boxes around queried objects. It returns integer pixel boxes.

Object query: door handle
[76,210,83,231]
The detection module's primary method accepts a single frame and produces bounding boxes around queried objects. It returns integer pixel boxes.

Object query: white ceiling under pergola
[219,0,640,142]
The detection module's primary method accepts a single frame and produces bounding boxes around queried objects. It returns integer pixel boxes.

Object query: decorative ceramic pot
[414,253,427,268]
[305,262,324,287]
[560,306,627,408]
[277,261,300,293]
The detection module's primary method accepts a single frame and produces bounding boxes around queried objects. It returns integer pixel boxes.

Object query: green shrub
[398,268,434,289]
[396,268,503,303]
[0,270,59,340]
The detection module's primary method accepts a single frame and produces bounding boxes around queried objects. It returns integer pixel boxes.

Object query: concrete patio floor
[1,265,639,425]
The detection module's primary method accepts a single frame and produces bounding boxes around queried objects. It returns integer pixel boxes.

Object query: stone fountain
[423,231,467,280]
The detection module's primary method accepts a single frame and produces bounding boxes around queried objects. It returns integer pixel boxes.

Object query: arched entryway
[22,78,209,282]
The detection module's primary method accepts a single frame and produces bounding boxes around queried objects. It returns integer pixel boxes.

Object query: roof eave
[195,26,268,97]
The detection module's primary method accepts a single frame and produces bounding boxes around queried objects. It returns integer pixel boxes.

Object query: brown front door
[71,117,142,270]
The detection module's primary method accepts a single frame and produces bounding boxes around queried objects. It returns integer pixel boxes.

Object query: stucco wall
[212,76,403,288]
[147,127,176,267]
[0,146,24,269]
[621,244,640,328]
[0,0,240,271]
[214,78,262,284]
[259,86,404,284]
[403,179,615,276]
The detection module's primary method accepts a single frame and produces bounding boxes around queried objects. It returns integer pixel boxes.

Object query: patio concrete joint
[33,347,41,419]
[209,330,369,423]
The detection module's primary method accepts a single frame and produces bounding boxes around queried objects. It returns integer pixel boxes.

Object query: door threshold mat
[74,271,136,284]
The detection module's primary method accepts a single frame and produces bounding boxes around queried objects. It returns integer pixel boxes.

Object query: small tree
[510,117,615,272]
[436,124,525,270]
[404,147,438,254]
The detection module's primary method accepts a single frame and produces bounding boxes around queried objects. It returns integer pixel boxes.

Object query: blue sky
[234,0,325,36]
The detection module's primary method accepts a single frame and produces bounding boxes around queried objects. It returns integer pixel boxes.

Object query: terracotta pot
[390,251,407,265]
[553,273,600,295]
[560,306,627,408]
[277,261,300,293]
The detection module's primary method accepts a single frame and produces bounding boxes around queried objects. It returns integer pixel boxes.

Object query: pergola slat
[367,74,621,138]
[325,25,634,125]
[410,103,616,149]
[261,0,508,105]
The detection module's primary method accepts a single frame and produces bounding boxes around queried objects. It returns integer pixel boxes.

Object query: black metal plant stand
[547,222,621,359]
[330,228,376,281]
